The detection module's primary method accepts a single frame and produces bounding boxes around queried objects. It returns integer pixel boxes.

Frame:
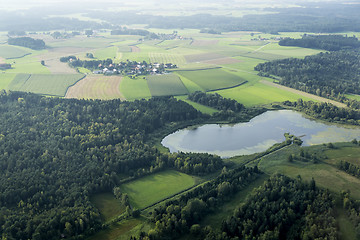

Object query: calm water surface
[161,110,360,158]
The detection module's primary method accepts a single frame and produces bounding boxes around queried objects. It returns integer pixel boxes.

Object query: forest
[279,34,360,51]
[0,92,225,240]
[255,50,360,98]
[8,37,46,50]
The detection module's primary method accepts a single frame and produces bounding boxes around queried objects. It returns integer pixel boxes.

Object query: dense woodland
[283,100,360,125]
[279,34,360,51]
[8,37,46,50]
[0,92,226,240]
[255,50,360,97]
[220,175,338,239]
[188,91,244,112]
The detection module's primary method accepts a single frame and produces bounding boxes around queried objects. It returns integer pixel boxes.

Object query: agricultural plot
[94,46,119,59]
[65,75,125,100]
[184,52,227,63]
[90,193,125,222]
[146,74,188,96]
[119,76,152,100]
[8,73,85,96]
[0,45,31,59]
[0,73,16,90]
[176,96,219,115]
[149,53,186,66]
[177,68,246,91]
[120,170,195,209]
[191,39,219,46]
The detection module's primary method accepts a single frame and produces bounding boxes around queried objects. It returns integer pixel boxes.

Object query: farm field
[119,76,151,100]
[176,68,246,91]
[0,45,31,59]
[0,73,16,90]
[65,75,125,100]
[8,73,85,96]
[120,170,196,209]
[146,74,188,96]
[176,95,219,114]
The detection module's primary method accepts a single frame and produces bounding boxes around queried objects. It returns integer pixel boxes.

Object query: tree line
[279,34,360,51]
[8,37,46,50]
[0,92,226,240]
[255,49,360,98]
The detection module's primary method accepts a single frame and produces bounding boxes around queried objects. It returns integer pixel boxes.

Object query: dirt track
[260,80,347,108]
[65,75,125,100]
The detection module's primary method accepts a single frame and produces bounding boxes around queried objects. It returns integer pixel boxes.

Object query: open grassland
[90,193,125,222]
[323,145,360,167]
[120,170,196,209]
[0,45,31,59]
[146,74,188,96]
[48,36,115,49]
[257,144,360,200]
[175,73,204,93]
[119,76,151,100]
[184,52,226,63]
[65,75,125,100]
[177,68,246,91]
[176,95,219,114]
[149,53,186,66]
[8,73,85,96]
[216,79,315,106]
[95,46,119,60]
[0,73,16,90]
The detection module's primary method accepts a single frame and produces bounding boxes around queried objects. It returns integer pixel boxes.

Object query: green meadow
[0,45,31,59]
[90,193,126,222]
[0,73,17,90]
[8,73,85,96]
[120,170,196,209]
[147,74,188,96]
[119,76,152,100]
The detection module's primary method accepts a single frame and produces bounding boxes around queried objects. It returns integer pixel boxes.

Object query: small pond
[161,110,360,158]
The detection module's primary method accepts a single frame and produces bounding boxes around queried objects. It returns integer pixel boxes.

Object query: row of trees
[188,91,244,112]
[279,34,360,51]
[8,37,45,50]
[255,50,360,98]
[0,92,224,240]
[338,160,360,178]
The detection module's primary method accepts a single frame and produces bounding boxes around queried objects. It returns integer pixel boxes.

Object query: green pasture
[177,68,246,92]
[119,76,152,100]
[257,144,360,200]
[146,74,188,96]
[8,73,84,96]
[216,80,313,106]
[149,53,186,66]
[95,46,119,60]
[48,37,114,48]
[0,73,16,90]
[323,145,360,167]
[0,45,31,59]
[176,95,219,115]
[175,73,204,93]
[90,193,125,222]
[120,170,196,209]
[346,94,360,101]
[184,52,226,63]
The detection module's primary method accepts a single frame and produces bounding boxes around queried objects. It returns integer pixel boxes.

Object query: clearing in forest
[65,75,125,100]
[120,170,196,209]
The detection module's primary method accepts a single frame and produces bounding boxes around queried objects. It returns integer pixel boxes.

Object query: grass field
[0,45,31,59]
[90,193,125,222]
[95,46,119,60]
[120,170,196,209]
[146,74,188,96]
[0,73,17,90]
[8,73,85,96]
[149,53,186,66]
[176,95,219,114]
[323,145,360,167]
[177,68,246,91]
[256,144,360,200]
[119,76,152,100]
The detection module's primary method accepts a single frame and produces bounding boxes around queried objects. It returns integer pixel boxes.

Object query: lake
[161,110,360,158]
